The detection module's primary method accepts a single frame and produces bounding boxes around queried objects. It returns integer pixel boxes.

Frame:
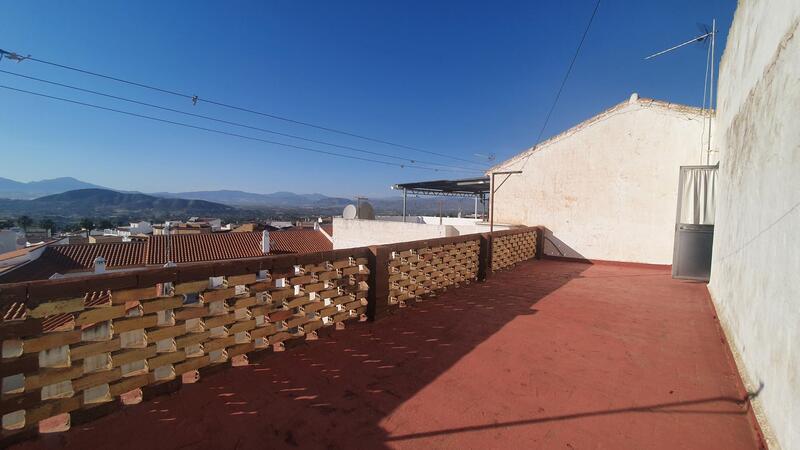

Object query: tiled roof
[268,228,333,254]
[43,242,146,270]
[320,224,333,236]
[146,232,264,265]
[0,290,114,332]
[0,230,332,283]
[0,243,146,283]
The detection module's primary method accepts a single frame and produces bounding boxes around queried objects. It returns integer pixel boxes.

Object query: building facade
[490,94,714,265]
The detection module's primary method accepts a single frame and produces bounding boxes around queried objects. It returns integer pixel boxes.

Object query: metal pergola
[392,177,490,222]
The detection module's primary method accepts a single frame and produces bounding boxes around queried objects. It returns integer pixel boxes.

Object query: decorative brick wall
[387,239,480,308]
[0,249,370,435]
[491,229,538,271]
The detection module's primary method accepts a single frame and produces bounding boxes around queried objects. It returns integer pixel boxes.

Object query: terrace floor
[15,259,764,449]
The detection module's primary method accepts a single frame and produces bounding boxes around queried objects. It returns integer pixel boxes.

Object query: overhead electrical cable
[0,48,487,168]
[0,69,481,172]
[521,0,601,169]
[0,83,478,174]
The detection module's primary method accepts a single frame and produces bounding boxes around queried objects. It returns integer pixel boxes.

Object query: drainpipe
[490,174,495,234]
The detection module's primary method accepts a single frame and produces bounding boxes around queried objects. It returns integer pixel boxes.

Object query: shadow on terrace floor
[15,260,764,450]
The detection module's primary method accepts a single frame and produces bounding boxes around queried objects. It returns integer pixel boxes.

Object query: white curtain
[679,167,717,225]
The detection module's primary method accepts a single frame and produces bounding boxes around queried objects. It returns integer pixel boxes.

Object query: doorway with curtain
[672,165,718,281]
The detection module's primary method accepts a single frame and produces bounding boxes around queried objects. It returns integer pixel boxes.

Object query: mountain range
[152,190,352,208]
[0,177,478,218]
[0,189,240,219]
[0,177,108,199]
[0,177,353,207]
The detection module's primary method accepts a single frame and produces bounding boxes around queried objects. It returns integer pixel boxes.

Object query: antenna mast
[707,19,716,165]
[645,19,716,164]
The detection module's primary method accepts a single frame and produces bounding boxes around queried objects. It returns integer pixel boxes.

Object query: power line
[0,83,477,174]
[0,48,487,168]
[0,69,481,172]
[522,0,601,169]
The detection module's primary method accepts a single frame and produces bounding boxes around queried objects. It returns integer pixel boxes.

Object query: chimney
[261,230,270,254]
[94,256,106,274]
[628,92,639,104]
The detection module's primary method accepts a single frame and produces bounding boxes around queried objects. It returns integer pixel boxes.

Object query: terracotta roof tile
[146,232,264,265]
[49,242,146,269]
[0,230,332,283]
[268,229,333,254]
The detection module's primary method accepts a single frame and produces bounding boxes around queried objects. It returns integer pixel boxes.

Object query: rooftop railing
[0,226,540,441]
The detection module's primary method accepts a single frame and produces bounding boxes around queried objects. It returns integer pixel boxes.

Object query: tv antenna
[645,19,716,164]
[0,49,30,63]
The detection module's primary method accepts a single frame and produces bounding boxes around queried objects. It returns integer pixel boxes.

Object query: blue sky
[0,0,734,197]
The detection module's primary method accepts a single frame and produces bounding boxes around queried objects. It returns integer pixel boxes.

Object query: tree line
[0,216,119,233]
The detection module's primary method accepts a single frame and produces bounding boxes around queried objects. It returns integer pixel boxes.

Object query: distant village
[0,216,335,283]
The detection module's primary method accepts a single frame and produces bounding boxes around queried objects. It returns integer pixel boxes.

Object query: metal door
[672,165,718,281]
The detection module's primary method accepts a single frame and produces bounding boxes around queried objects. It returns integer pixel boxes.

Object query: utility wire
[0,83,477,174]
[0,69,481,172]
[0,48,487,168]
[521,0,600,169]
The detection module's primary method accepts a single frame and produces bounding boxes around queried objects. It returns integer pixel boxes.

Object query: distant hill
[0,176,473,217]
[0,189,240,218]
[0,176,355,209]
[154,190,352,208]
[0,177,108,199]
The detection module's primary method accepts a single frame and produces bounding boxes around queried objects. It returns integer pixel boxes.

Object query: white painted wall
[708,3,800,449]
[332,218,458,249]
[332,217,510,249]
[376,216,507,236]
[491,95,713,264]
[131,221,153,234]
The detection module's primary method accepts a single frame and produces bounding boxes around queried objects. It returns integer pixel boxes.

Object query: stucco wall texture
[709,2,800,449]
[332,218,458,249]
[491,96,713,265]
[332,218,509,250]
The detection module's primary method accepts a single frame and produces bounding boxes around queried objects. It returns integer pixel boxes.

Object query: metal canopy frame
[392,177,490,222]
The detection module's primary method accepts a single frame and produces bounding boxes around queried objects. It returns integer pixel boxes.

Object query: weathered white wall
[708,3,800,449]
[376,216,506,236]
[332,218,457,249]
[491,96,713,264]
[332,217,510,249]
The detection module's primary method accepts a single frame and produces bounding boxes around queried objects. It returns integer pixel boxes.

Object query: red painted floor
[14,260,764,450]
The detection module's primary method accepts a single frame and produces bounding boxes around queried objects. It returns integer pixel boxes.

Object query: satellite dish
[343,204,357,220]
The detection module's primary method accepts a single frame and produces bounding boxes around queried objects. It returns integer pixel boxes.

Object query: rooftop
[0,243,50,263]
[9,259,763,449]
[0,229,332,282]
